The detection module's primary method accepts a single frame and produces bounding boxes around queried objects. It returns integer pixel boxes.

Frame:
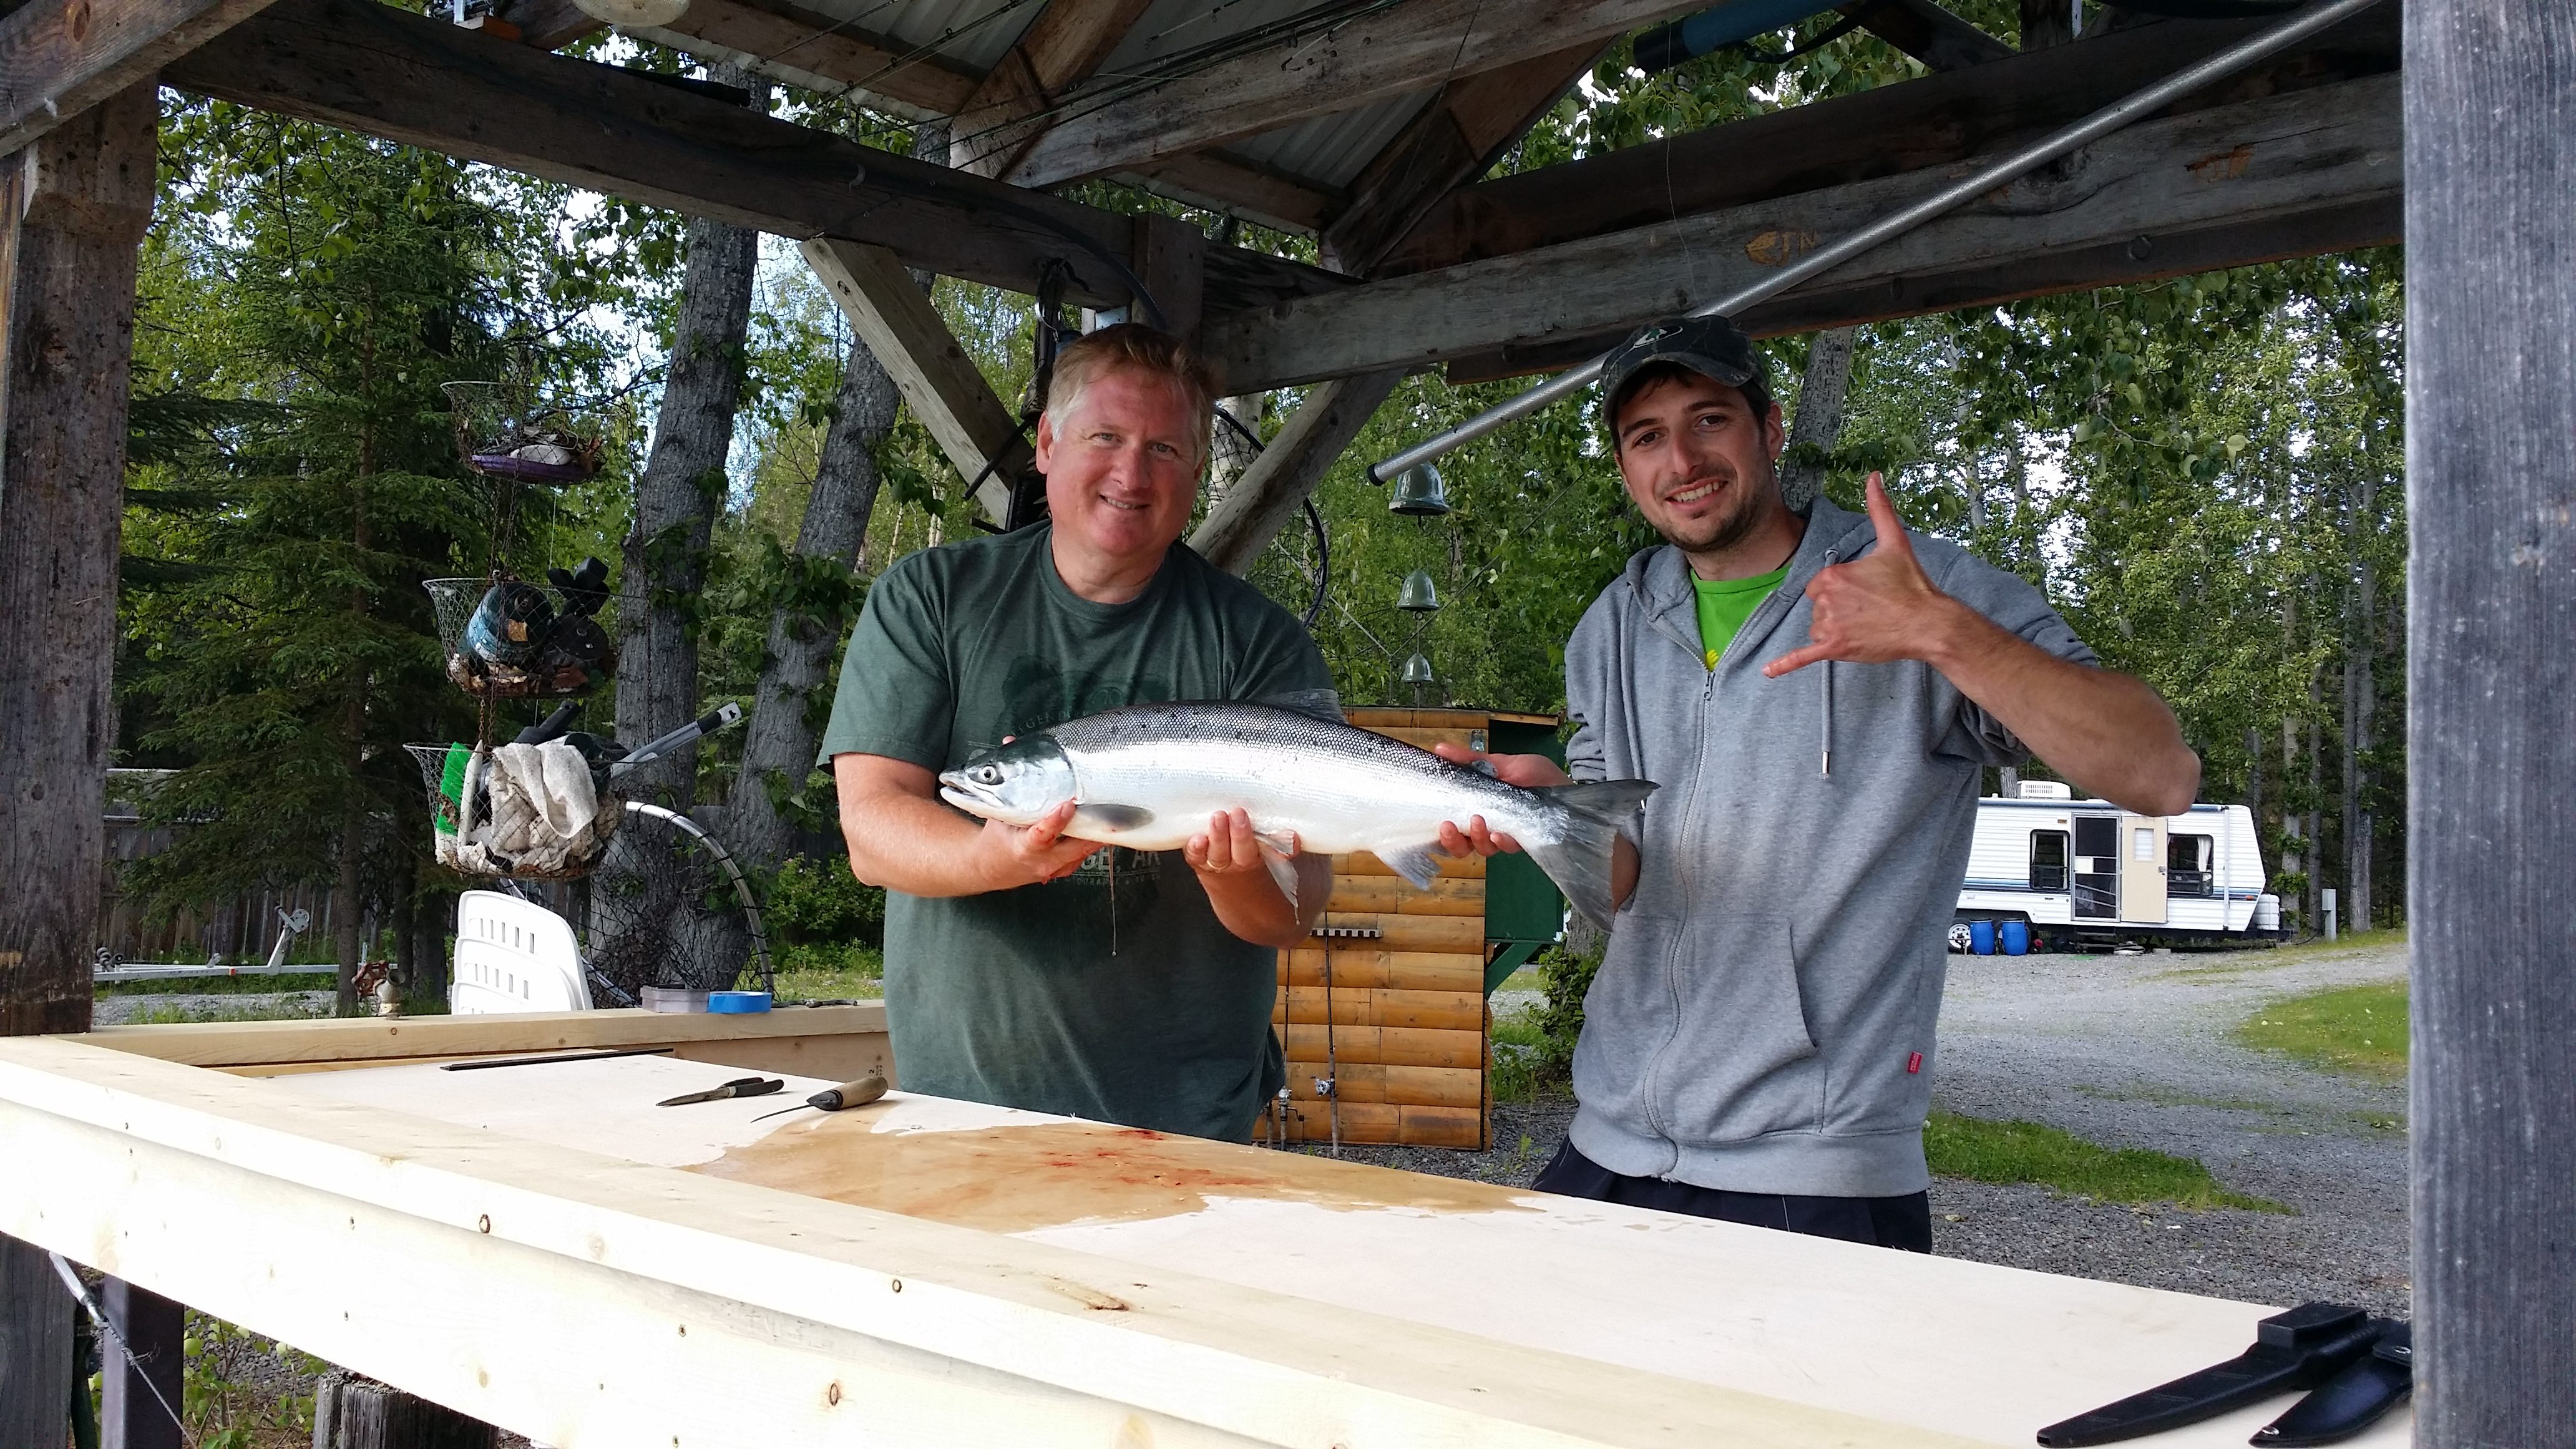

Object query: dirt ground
[1311,935,2411,1313]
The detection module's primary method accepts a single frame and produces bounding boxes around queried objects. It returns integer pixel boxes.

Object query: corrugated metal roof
[1231,87,1430,190]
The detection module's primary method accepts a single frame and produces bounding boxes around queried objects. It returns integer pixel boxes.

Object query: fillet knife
[2252,1320,2411,1446]
[2034,1303,2384,1447]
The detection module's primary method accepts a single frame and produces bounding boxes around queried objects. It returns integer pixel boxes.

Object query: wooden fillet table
[0,1009,2406,1448]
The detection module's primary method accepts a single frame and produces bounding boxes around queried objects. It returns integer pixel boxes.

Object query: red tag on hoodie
[1906,1051,1923,1075]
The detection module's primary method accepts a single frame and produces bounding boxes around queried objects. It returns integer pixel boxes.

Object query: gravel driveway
[1320,937,2411,1313]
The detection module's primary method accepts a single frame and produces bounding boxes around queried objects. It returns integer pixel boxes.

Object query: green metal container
[1481,713,1568,994]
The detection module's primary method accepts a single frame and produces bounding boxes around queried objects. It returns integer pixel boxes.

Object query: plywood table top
[278,1053,2407,1449]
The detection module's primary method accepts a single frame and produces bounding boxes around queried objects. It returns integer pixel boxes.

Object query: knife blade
[656,1076,785,1107]
[2036,1303,2382,1447]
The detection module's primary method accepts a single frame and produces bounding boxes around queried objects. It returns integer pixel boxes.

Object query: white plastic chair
[450,889,590,1014]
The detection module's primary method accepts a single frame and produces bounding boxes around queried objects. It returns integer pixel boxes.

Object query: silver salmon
[935,700,1656,930]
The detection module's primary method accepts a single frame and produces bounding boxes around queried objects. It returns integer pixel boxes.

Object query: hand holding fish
[984,799,1105,886]
[1428,745,1571,857]
[1184,807,1284,875]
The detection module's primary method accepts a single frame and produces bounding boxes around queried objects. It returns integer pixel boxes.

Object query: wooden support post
[0,1236,72,1449]
[1132,213,1204,339]
[0,78,157,1037]
[2018,0,2076,49]
[801,236,1028,528]
[100,1279,182,1449]
[313,1372,495,1449]
[1188,370,1405,574]
[2407,1,2576,1443]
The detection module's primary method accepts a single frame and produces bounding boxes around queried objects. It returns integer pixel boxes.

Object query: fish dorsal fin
[1377,844,1443,890]
[1254,687,1345,724]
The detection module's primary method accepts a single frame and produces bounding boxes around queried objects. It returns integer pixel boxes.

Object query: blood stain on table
[689,1110,1538,1232]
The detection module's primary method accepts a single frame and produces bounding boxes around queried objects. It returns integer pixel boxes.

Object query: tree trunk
[617,66,768,807]
[723,341,902,872]
[0,82,157,1037]
[1776,326,1855,515]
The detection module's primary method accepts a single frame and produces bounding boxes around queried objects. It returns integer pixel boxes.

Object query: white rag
[439,741,612,876]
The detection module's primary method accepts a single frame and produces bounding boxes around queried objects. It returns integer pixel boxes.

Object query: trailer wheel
[1947,920,1973,954]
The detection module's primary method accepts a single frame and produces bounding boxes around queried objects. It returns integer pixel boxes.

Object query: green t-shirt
[1692,566,1790,669]
[816,524,1331,1141]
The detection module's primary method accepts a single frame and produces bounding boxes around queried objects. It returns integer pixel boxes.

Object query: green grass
[2234,978,2408,1078]
[1488,1003,1551,1103]
[1493,966,1544,994]
[1925,1110,2288,1212]
[770,942,884,1003]
[115,995,333,1025]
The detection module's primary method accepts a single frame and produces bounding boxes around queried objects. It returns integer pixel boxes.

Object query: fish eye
[972,765,1002,785]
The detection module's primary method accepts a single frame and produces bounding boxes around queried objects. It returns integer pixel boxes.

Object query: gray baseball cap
[1599,314,1765,432]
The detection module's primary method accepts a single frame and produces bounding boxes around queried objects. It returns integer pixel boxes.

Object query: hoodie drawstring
[1821,659,1833,778]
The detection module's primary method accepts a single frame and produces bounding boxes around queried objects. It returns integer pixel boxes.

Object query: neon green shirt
[1693,566,1790,670]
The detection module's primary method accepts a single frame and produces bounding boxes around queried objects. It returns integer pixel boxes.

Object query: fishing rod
[1364,0,2385,484]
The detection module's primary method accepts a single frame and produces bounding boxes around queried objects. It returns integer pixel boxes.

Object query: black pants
[1532,1139,1933,1253]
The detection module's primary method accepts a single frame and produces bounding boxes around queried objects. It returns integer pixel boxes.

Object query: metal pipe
[1366,0,2384,483]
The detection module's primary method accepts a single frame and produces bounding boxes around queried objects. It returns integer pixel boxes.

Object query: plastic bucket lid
[708,991,772,1014]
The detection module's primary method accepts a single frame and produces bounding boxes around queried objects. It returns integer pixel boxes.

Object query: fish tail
[1525,779,1658,932]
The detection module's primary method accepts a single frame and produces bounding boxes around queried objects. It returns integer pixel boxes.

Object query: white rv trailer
[1951,781,2283,951]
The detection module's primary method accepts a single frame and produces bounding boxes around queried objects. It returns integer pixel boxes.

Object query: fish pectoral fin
[1077,803,1154,831]
[1254,827,1300,858]
[1256,839,1303,915]
[1378,844,1444,890]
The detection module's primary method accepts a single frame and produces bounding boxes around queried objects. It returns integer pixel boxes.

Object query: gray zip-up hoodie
[1564,495,2096,1198]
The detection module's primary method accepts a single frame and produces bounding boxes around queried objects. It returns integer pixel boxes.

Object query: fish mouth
[937,776,998,817]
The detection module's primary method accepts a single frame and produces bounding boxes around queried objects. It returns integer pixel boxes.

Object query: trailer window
[2030,831,2070,892]
[2168,834,2215,897]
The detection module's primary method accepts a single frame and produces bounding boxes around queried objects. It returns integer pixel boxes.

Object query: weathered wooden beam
[949,0,1157,177]
[638,0,980,117]
[1319,39,1603,276]
[1133,213,1205,336]
[1189,371,1405,574]
[0,79,157,1041]
[0,0,274,155]
[2407,1,2576,1443]
[160,0,1340,315]
[1202,72,2400,393]
[801,237,1025,527]
[1377,2,2396,277]
[1840,0,2010,72]
[1121,150,1340,236]
[1442,195,2399,384]
[1000,0,1708,190]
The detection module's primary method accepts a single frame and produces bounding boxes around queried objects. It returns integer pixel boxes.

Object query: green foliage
[1924,1111,2289,1213]
[182,1310,326,1448]
[119,100,638,934]
[2235,978,2408,1078]
[764,855,887,949]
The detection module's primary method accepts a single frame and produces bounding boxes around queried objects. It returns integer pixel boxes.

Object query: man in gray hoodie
[1441,314,2200,1251]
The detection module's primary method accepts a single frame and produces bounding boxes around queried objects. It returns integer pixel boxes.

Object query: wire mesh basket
[424,577,616,700]
[442,380,604,485]
[409,742,621,881]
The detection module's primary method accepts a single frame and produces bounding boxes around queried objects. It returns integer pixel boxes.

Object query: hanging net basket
[424,576,617,700]
[409,742,621,881]
[582,803,771,997]
[442,379,605,485]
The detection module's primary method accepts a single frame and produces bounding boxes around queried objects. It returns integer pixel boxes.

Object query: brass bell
[1398,652,1437,685]
[1397,569,1440,612]
[1387,464,1451,517]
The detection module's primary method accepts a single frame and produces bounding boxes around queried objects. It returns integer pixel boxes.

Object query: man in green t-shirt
[817,324,1333,1141]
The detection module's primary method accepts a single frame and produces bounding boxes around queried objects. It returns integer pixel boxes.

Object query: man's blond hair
[1043,323,1217,462]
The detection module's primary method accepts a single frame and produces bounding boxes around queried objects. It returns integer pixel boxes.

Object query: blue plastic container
[1999,919,2031,955]
[707,990,772,1014]
[1968,919,1997,955]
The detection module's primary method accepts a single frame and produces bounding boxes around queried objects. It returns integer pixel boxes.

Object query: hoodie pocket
[1646,912,1822,1143]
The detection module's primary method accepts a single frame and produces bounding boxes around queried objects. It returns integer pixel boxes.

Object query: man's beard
[1655,466,1772,557]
